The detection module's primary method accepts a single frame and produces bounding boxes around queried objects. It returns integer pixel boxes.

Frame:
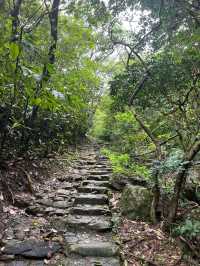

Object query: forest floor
[0,144,193,266]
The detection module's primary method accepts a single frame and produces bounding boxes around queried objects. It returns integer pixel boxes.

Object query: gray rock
[56,189,70,197]
[82,180,110,188]
[45,207,55,213]
[66,215,112,232]
[59,257,121,266]
[121,185,153,220]
[87,175,110,181]
[25,205,45,215]
[69,242,119,257]
[70,205,111,216]
[78,186,108,194]
[53,201,69,209]
[74,194,108,205]
[3,240,61,259]
[36,199,54,207]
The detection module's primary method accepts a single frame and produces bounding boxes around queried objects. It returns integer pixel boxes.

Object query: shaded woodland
[0,0,200,265]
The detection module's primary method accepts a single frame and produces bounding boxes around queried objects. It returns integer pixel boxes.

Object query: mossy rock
[120,185,153,221]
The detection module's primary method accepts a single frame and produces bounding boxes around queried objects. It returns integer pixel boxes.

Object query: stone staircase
[64,148,121,265]
[0,146,121,265]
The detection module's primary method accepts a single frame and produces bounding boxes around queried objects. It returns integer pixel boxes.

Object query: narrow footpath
[0,145,121,266]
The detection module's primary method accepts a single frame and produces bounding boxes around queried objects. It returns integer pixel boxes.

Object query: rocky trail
[0,145,121,266]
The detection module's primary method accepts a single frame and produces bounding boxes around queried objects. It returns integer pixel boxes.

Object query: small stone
[56,189,70,196]
[45,207,55,213]
[37,199,54,207]
[25,205,45,215]
[15,230,25,241]
[53,201,69,209]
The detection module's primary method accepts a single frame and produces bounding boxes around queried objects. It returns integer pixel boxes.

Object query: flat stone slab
[0,260,45,266]
[59,257,121,266]
[36,199,54,207]
[89,171,112,175]
[87,175,110,181]
[69,242,119,257]
[70,205,111,215]
[82,180,110,188]
[74,194,108,205]
[78,186,108,194]
[56,189,70,196]
[66,215,112,232]
[2,240,61,259]
[53,201,69,209]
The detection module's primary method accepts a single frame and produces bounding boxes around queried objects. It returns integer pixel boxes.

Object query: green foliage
[89,95,113,140]
[0,1,105,157]
[102,148,149,177]
[173,219,200,240]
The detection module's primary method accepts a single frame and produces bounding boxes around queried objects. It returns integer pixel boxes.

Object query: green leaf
[9,43,19,60]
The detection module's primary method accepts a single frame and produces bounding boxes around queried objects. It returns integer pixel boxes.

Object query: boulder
[120,185,153,220]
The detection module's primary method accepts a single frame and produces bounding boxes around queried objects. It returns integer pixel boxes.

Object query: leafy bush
[173,219,200,239]
[102,148,149,178]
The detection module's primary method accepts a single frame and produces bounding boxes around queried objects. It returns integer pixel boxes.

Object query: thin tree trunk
[167,139,200,223]
[134,112,162,223]
[11,0,23,41]
[22,0,60,149]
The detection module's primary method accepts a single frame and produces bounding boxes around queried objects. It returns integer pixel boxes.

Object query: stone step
[61,257,121,266]
[77,186,108,194]
[89,170,112,175]
[66,215,112,232]
[82,180,110,188]
[95,166,112,170]
[74,194,108,205]
[70,205,111,215]
[87,174,110,181]
[69,242,119,257]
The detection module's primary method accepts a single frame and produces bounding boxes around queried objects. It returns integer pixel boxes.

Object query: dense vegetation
[90,0,200,231]
[0,0,200,261]
[0,0,106,157]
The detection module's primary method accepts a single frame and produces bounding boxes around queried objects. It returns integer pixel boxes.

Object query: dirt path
[0,145,121,265]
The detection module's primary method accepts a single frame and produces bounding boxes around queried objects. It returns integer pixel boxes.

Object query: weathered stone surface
[51,209,67,216]
[77,186,108,194]
[36,199,53,207]
[82,180,110,188]
[89,170,111,175]
[121,185,153,220]
[2,240,61,258]
[62,182,73,189]
[66,215,112,232]
[74,194,108,205]
[69,242,119,257]
[70,205,111,216]
[58,257,121,266]
[53,201,69,209]
[44,207,55,213]
[0,259,44,265]
[56,189,70,197]
[87,175,110,181]
[25,205,44,215]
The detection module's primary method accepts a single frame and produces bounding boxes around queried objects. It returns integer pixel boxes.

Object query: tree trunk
[134,112,162,223]
[167,139,200,224]
[11,0,23,41]
[22,0,60,149]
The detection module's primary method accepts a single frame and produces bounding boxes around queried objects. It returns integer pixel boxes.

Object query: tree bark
[133,112,162,223]
[10,0,23,41]
[22,0,60,150]
[167,139,200,224]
